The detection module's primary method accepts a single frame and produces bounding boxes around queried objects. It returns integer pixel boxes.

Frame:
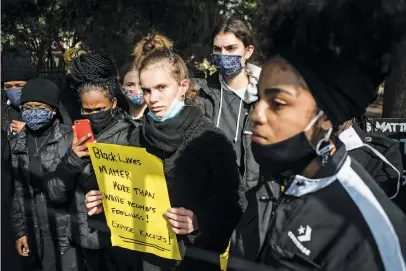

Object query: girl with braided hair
[228,0,406,270]
[44,53,138,271]
[69,53,129,114]
[85,36,243,270]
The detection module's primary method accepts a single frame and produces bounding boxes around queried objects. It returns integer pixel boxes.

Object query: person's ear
[319,113,333,132]
[180,79,189,99]
[243,45,255,62]
[112,97,117,109]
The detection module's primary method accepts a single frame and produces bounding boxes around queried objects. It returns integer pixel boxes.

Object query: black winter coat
[128,106,243,271]
[229,144,406,271]
[10,119,73,258]
[2,130,22,271]
[46,110,137,249]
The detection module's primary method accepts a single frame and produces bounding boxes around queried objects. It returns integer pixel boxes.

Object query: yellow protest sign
[220,242,230,271]
[88,143,181,260]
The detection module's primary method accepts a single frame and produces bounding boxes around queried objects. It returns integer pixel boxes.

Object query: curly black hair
[70,53,117,102]
[258,0,406,86]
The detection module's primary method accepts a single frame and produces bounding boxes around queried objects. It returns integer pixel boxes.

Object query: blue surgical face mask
[147,99,185,122]
[22,109,54,130]
[5,88,22,106]
[212,54,243,78]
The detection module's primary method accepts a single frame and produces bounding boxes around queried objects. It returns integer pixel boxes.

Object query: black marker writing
[111,208,148,222]
[127,201,156,213]
[98,165,132,180]
[113,181,130,193]
[139,230,168,244]
[104,193,124,204]
[133,188,155,199]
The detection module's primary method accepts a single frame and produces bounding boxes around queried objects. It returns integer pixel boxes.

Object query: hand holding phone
[72,120,95,158]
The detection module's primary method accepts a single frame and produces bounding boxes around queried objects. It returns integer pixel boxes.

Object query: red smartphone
[74,119,95,145]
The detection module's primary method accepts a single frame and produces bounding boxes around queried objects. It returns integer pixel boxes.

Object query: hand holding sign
[86,190,104,216]
[165,207,198,235]
[88,143,181,260]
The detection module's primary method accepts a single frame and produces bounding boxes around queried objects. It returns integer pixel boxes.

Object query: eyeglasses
[20,105,53,112]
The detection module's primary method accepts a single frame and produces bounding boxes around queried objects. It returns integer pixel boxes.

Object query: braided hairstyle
[70,53,117,102]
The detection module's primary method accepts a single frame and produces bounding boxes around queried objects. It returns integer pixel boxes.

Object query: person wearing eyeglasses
[9,78,79,271]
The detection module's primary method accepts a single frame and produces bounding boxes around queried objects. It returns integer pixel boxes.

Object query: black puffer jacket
[46,109,137,249]
[128,106,243,271]
[10,119,73,257]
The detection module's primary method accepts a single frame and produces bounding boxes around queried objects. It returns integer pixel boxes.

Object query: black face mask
[251,111,323,178]
[84,109,114,135]
[251,133,316,178]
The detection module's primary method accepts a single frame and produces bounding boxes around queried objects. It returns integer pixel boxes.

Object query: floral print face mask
[21,109,54,130]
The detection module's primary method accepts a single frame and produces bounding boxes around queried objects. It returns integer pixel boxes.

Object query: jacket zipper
[270,175,294,219]
[241,111,250,183]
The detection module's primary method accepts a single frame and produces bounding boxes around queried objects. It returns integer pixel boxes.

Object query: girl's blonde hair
[137,34,198,104]
[132,33,174,69]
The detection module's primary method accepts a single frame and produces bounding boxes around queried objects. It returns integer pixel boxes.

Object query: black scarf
[141,106,200,156]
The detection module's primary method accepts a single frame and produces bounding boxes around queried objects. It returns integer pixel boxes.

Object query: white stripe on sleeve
[337,157,406,271]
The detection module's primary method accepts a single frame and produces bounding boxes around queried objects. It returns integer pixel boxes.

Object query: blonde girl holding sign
[85,33,243,271]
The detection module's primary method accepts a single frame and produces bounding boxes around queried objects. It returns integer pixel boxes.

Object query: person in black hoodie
[228,0,406,270]
[85,45,243,271]
[44,53,137,271]
[1,47,38,136]
[9,78,78,271]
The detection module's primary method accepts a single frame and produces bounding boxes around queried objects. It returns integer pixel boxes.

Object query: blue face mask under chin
[22,109,54,130]
[212,54,243,78]
[6,88,22,106]
[148,99,185,122]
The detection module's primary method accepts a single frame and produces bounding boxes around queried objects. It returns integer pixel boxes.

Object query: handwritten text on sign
[88,143,181,260]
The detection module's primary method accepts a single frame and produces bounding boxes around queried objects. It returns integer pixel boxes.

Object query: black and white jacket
[229,143,406,271]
